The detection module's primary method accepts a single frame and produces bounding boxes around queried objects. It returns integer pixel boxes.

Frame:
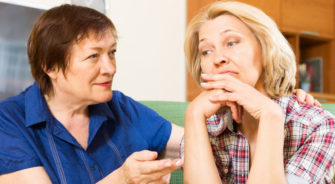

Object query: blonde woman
[182,1,335,184]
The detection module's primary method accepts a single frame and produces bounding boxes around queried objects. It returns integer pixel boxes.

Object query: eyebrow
[199,29,236,43]
[89,42,117,50]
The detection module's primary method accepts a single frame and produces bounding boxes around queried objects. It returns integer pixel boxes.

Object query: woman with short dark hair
[0,4,183,183]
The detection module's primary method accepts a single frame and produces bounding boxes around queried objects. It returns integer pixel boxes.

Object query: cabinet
[186,0,335,102]
[281,0,334,38]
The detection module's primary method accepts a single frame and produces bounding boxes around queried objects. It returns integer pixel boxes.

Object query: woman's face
[49,29,117,104]
[198,14,263,90]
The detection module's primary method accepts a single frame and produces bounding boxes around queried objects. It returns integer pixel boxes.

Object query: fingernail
[201,73,208,77]
[200,82,207,86]
[165,161,172,167]
[175,160,182,166]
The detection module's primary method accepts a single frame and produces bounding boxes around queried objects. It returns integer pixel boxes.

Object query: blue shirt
[0,83,172,184]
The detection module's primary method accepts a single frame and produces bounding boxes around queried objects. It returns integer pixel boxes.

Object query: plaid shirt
[181,95,335,183]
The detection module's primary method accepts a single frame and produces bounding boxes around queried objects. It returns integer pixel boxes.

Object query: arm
[199,74,287,184]
[183,90,225,184]
[284,109,335,183]
[247,107,286,184]
[0,167,52,184]
[159,123,184,159]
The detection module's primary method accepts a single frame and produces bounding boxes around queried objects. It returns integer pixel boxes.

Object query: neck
[44,92,89,128]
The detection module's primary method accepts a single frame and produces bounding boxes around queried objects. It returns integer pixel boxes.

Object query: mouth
[219,71,238,76]
[94,81,112,88]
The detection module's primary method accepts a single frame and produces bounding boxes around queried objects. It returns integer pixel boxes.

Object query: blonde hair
[185,1,296,98]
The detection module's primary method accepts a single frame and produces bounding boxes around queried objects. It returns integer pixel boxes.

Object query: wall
[0,0,187,101]
[107,0,186,101]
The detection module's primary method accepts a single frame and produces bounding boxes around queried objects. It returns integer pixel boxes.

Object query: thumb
[132,150,158,161]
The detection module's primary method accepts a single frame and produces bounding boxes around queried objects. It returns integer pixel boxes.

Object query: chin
[95,91,113,103]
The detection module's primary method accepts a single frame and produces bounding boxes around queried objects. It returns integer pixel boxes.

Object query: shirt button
[91,166,96,171]
[224,168,229,174]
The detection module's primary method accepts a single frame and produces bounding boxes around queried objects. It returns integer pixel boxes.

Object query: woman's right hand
[188,89,242,122]
[117,150,182,184]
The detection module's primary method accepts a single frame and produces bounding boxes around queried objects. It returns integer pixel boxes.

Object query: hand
[118,150,182,184]
[201,74,283,120]
[294,89,321,107]
[187,88,243,122]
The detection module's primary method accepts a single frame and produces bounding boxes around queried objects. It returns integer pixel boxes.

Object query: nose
[214,55,229,65]
[100,56,116,75]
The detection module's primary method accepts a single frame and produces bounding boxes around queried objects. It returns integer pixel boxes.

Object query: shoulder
[0,93,26,122]
[109,90,152,113]
[107,90,166,122]
[277,95,335,131]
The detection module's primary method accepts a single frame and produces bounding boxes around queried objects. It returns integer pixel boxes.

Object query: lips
[95,81,112,87]
[219,71,238,76]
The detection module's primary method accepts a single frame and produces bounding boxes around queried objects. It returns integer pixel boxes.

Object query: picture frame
[299,57,323,92]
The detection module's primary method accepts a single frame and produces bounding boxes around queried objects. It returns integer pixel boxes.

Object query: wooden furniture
[186,0,335,101]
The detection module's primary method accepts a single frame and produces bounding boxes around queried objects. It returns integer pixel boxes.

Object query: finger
[132,150,158,161]
[201,73,237,82]
[162,173,171,183]
[200,80,235,92]
[306,94,314,105]
[149,174,171,184]
[295,89,306,104]
[139,159,182,182]
[209,91,238,103]
[314,99,322,107]
[139,159,171,174]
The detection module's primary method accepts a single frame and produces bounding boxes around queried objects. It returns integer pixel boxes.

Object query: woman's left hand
[200,74,283,121]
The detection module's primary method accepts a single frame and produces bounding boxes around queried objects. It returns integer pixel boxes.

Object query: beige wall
[108,0,186,101]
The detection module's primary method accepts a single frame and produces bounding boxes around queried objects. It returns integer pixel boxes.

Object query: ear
[42,65,58,80]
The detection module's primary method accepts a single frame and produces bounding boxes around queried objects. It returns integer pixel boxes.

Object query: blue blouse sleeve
[0,101,41,174]
[110,91,172,154]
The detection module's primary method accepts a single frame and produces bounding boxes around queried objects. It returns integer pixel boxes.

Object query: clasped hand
[191,73,282,122]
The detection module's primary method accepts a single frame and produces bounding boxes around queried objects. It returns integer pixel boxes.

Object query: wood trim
[309,92,335,103]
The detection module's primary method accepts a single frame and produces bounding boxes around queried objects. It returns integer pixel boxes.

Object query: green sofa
[140,101,335,184]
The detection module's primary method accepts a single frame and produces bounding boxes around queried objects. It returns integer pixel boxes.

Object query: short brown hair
[27,4,117,95]
[185,1,296,98]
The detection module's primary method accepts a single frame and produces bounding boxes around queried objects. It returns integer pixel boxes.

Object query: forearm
[247,112,286,184]
[96,168,122,184]
[159,124,184,159]
[183,108,221,184]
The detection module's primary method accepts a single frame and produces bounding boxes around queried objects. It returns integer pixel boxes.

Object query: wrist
[185,105,207,122]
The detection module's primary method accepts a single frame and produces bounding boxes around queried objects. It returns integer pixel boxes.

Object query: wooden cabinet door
[237,0,280,24]
[281,0,334,38]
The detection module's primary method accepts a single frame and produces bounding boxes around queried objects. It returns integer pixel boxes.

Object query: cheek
[200,58,212,74]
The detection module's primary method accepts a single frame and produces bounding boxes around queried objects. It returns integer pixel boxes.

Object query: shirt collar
[207,107,235,136]
[24,83,116,128]
[24,83,50,127]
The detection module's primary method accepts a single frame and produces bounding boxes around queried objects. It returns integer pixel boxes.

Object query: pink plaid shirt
[181,95,335,183]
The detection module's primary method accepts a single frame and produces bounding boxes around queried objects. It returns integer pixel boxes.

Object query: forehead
[74,29,116,49]
[199,14,253,39]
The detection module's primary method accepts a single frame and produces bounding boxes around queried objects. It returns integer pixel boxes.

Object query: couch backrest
[141,101,335,127]
[140,101,189,127]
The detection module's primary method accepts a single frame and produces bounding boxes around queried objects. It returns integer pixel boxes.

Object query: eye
[201,50,212,56]
[88,53,99,59]
[226,40,238,47]
[109,49,117,57]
